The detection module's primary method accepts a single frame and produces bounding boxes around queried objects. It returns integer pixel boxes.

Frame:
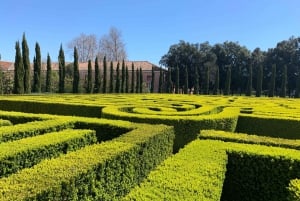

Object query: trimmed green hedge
[0,118,75,143]
[288,179,300,201]
[0,110,49,124]
[0,124,174,201]
[236,115,300,139]
[0,129,97,178]
[200,130,300,150]
[0,100,103,118]
[102,106,239,152]
[123,139,228,201]
[0,119,12,127]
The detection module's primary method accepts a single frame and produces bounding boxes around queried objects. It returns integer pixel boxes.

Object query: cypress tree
[204,65,210,95]
[224,66,231,95]
[246,64,253,96]
[139,68,143,93]
[86,59,92,93]
[115,62,120,93]
[158,67,163,93]
[45,53,52,92]
[296,67,300,98]
[125,66,129,93]
[268,64,276,97]
[33,42,41,93]
[150,66,155,93]
[167,67,173,93]
[280,65,287,98]
[131,62,135,93]
[93,57,100,93]
[194,66,199,95]
[109,61,114,93]
[72,47,79,93]
[13,41,24,94]
[58,44,65,93]
[102,56,107,93]
[256,64,263,97]
[121,59,125,93]
[213,66,220,95]
[184,66,188,94]
[22,33,30,93]
[175,65,179,94]
[135,67,140,93]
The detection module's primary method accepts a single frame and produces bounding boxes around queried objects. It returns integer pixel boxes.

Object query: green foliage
[13,41,24,94]
[139,68,143,93]
[116,61,120,93]
[224,66,231,95]
[280,64,287,97]
[256,64,263,97]
[85,59,92,93]
[269,64,276,97]
[109,61,114,93]
[0,119,12,127]
[103,56,107,93]
[121,59,125,93]
[288,179,300,201]
[125,66,129,93]
[72,47,80,93]
[184,65,188,94]
[135,67,139,93]
[22,33,31,94]
[45,54,52,92]
[150,66,155,93]
[94,57,101,93]
[0,129,97,178]
[213,65,219,95]
[246,63,252,96]
[131,62,135,93]
[58,44,65,93]
[33,42,42,93]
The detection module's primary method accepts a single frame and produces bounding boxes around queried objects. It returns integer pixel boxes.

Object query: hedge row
[288,179,300,201]
[0,129,97,178]
[0,99,103,118]
[102,106,239,152]
[0,118,75,143]
[235,115,300,139]
[200,130,300,150]
[0,120,12,127]
[124,139,300,201]
[0,110,50,124]
[0,124,174,201]
[123,139,228,201]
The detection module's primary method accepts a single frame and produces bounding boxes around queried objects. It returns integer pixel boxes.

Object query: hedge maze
[0,94,299,200]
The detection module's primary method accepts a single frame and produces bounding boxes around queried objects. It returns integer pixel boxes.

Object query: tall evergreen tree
[175,65,179,94]
[86,59,93,93]
[213,66,220,95]
[72,47,79,93]
[184,65,188,94]
[102,56,107,93]
[109,61,114,93]
[22,33,30,93]
[224,66,231,95]
[296,67,300,98]
[33,42,41,93]
[58,44,65,93]
[158,67,163,93]
[135,67,140,93]
[139,68,143,93]
[246,64,253,96]
[150,66,155,93]
[194,66,199,95]
[125,66,129,93]
[121,59,125,93]
[256,64,263,97]
[93,57,100,93]
[204,65,210,95]
[280,64,287,98]
[130,62,135,93]
[115,62,120,93]
[167,67,173,93]
[13,41,24,94]
[268,64,276,97]
[45,54,52,92]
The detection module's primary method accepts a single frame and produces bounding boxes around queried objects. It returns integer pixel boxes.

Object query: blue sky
[1,0,300,65]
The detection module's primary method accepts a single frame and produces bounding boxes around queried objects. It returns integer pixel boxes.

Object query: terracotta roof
[0,61,14,71]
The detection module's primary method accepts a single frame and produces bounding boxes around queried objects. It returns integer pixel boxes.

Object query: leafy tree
[33,42,41,93]
[22,33,30,93]
[166,67,173,93]
[224,66,231,95]
[280,65,287,97]
[13,41,24,94]
[86,59,93,93]
[184,65,188,94]
[121,60,125,93]
[58,44,65,93]
[296,67,300,98]
[139,68,143,93]
[130,62,135,93]
[246,64,252,96]
[194,65,199,95]
[204,64,210,94]
[45,54,52,92]
[102,56,107,93]
[213,66,219,95]
[72,47,80,93]
[158,67,163,93]
[268,64,276,97]
[125,66,129,93]
[109,61,114,93]
[135,67,140,93]
[175,65,179,94]
[93,57,100,93]
[115,62,120,93]
[151,66,155,93]
[256,64,263,97]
